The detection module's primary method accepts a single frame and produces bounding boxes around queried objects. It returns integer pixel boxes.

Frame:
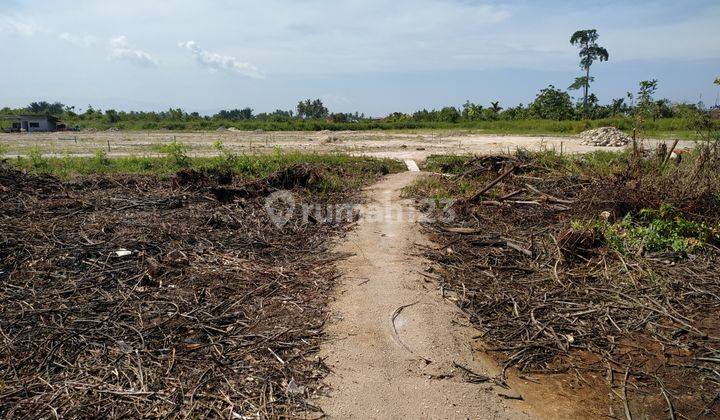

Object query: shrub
[586,204,719,254]
[157,141,191,168]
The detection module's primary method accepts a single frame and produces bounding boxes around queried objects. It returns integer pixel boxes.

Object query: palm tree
[570,29,609,118]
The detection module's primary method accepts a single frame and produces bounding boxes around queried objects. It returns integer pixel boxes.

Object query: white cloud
[109,35,158,68]
[0,14,42,36]
[58,32,96,46]
[178,41,263,79]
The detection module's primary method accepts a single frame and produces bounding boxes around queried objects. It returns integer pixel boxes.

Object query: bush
[157,141,191,168]
[585,204,720,254]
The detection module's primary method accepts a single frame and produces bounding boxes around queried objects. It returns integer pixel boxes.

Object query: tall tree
[570,29,609,118]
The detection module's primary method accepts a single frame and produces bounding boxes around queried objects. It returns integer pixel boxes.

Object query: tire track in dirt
[315,171,538,419]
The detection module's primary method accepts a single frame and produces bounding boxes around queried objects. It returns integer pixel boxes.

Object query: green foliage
[568,76,593,91]
[9,152,405,192]
[105,109,120,123]
[28,146,47,170]
[26,101,66,116]
[5,85,709,135]
[216,108,254,120]
[590,204,719,254]
[570,29,609,70]
[93,149,109,167]
[296,99,329,120]
[636,79,659,118]
[157,141,191,168]
[529,85,575,120]
[0,143,7,159]
[462,101,484,121]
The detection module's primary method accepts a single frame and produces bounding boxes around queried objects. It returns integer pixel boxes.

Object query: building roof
[0,114,60,122]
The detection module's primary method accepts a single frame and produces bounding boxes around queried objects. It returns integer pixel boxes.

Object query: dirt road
[316,170,537,419]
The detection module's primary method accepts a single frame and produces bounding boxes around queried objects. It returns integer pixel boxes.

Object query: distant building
[5,115,60,132]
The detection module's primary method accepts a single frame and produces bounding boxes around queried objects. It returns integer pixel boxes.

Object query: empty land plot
[0,130,695,162]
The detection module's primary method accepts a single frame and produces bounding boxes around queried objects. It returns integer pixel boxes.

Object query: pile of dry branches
[0,164,367,418]
[421,155,720,418]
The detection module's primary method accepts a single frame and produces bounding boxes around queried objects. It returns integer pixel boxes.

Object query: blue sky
[1,0,718,116]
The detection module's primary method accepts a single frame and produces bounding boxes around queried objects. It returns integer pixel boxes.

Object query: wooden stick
[662,139,680,166]
[470,165,517,203]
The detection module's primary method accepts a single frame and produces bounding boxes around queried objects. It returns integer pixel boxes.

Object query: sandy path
[316,171,537,419]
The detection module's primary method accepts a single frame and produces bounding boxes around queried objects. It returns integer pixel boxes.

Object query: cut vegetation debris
[0,156,400,418]
[407,144,720,419]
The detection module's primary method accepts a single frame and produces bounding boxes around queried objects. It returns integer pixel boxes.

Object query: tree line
[0,77,710,127]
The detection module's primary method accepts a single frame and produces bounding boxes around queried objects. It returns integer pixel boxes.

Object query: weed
[581,204,719,254]
[157,141,191,168]
[27,146,47,171]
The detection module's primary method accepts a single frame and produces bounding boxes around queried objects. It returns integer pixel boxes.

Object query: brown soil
[315,171,586,418]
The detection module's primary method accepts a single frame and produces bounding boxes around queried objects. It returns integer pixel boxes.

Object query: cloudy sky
[1,0,718,115]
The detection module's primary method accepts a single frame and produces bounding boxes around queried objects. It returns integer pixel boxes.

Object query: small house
[7,115,60,132]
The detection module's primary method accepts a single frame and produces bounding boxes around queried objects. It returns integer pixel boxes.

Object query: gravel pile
[579,127,632,147]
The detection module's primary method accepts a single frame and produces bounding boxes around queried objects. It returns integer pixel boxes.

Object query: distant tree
[570,29,609,118]
[215,108,254,120]
[26,101,66,116]
[462,101,483,121]
[386,112,410,122]
[610,97,628,116]
[499,104,529,121]
[490,101,503,114]
[329,112,349,123]
[585,93,600,118]
[636,79,658,118]
[530,85,575,120]
[715,77,720,85]
[105,109,120,123]
[296,99,329,120]
[626,92,635,108]
[438,106,461,123]
[654,99,673,119]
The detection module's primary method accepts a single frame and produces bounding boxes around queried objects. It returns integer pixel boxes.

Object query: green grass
[6,148,405,185]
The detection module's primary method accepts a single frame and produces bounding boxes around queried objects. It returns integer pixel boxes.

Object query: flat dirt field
[0,130,694,160]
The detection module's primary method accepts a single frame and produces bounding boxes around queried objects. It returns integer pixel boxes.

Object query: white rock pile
[578,127,632,147]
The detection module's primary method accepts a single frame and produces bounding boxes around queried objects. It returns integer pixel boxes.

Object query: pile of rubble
[578,127,632,147]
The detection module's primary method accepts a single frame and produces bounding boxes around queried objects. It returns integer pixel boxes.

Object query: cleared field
[0,130,695,161]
